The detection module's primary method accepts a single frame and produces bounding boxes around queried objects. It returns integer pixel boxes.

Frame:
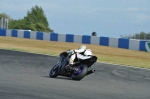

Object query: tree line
[0,5,53,32]
[120,31,150,40]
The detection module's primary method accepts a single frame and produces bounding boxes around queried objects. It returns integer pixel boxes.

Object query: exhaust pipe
[86,69,95,76]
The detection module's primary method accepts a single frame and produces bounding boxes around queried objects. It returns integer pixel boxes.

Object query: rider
[65,45,91,70]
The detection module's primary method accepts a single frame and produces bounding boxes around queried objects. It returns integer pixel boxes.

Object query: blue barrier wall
[0,29,6,36]
[100,37,109,46]
[118,38,129,49]
[0,29,150,51]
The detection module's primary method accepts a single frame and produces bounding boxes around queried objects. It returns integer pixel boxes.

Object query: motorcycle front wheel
[49,65,59,78]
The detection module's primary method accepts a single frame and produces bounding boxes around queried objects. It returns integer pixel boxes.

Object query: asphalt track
[0,49,150,99]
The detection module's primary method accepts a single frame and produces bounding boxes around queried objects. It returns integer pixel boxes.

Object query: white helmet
[78,45,86,50]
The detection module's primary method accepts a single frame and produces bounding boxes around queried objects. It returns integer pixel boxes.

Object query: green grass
[0,36,150,69]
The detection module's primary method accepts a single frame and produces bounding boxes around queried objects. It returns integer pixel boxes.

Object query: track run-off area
[0,49,150,99]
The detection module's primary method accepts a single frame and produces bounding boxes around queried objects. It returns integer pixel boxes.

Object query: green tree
[146,32,150,40]
[24,5,53,32]
[9,19,25,29]
[120,31,150,40]
[0,13,11,20]
[8,5,53,32]
[139,31,146,39]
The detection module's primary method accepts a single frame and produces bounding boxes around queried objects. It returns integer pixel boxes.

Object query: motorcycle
[49,49,97,81]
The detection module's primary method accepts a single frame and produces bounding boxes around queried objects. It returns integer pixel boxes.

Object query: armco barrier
[0,29,150,52]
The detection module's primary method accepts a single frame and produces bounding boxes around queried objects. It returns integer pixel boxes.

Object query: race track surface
[0,49,150,99]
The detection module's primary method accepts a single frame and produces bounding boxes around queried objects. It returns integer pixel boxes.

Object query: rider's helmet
[78,45,86,50]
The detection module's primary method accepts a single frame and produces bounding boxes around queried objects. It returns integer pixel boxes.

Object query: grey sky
[0,0,150,37]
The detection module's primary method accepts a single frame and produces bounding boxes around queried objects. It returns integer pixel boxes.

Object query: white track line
[1,48,150,71]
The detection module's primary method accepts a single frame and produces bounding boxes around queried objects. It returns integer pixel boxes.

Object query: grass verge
[0,36,150,69]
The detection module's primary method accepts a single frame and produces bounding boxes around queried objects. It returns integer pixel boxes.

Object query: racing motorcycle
[49,49,97,81]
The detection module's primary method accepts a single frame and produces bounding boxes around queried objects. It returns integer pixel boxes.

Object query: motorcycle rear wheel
[71,65,88,81]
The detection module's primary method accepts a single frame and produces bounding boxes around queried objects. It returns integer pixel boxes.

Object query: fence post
[6,18,8,29]
[0,18,4,29]
[4,18,6,29]
[0,19,1,29]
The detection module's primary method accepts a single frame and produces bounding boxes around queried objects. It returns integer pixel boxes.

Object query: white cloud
[127,8,139,12]
[1,1,150,23]
[136,14,150,21]
[1,1,149,16]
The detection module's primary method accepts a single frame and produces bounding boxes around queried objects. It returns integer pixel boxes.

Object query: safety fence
[0,29,150,52]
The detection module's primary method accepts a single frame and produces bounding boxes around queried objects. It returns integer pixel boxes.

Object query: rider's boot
[65,64,73,71]
[65,58,74,71]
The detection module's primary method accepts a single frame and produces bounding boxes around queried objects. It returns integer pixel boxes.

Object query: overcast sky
[0,0,150,37]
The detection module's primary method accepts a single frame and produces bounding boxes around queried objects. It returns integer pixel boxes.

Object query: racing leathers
[66,48,91,67]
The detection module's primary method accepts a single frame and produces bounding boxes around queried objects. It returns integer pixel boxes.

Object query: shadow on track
[42,76,73,81]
